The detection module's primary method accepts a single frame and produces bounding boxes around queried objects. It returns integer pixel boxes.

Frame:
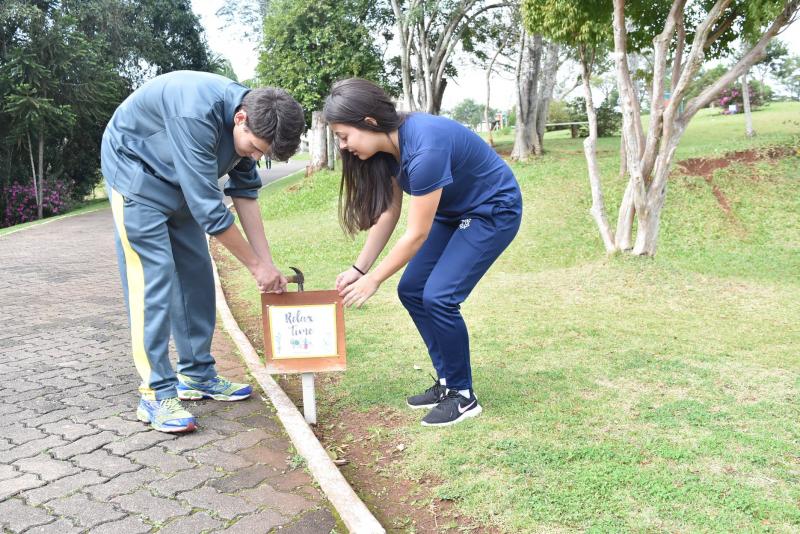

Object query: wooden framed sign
[261,290,346,373]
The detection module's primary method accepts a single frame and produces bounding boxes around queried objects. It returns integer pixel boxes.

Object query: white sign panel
[267,304,338,359]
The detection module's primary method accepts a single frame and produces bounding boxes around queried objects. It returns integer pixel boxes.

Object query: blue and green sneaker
[136,397,197,433]
[176,374,253,401]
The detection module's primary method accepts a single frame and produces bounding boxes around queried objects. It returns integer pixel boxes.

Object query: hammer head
[286,266,304,291]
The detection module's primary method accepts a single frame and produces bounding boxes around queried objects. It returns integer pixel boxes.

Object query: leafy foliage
[448,98,489,129]
[0,0,216,226]
[257,0,391,126]
[717,79,771,113]
[776,54,800,99]
[567,95,621,137]
[2,180,73,227]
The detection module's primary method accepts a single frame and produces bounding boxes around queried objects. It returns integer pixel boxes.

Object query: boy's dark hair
[241,88,304,161]
[322,78,404,236]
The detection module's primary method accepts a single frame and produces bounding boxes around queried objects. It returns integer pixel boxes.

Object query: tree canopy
[0,0,216,226]
[257,0,391,126]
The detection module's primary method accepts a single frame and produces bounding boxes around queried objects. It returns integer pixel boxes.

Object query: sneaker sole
[136,411,197,433]
[421,404,483,427]
[406,401,439,410]
[177,390,251,402]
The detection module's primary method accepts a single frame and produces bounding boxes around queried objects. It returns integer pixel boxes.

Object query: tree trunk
[510,32,543,162]
[27,133,38,215]
[615,177,635,250]
[742,69,755,137]
[390,0,416,111]
[37,129,44,220]
[432,79,447,115]
[308,111,327,174]
[579,49,615,252]
[485,40,507,147]
[631,133,682,255]
[326,125,335,170]
[534,42,560,154]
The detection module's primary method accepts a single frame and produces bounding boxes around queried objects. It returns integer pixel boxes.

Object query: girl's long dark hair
[323,78,404,236]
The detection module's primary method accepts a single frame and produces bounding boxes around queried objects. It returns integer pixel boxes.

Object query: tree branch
[613,0,647,213]
[704,9,737,50]
[684,0,799,119]
[641,0,686,180]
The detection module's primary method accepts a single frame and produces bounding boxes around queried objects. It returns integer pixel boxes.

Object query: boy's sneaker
[176,374,252,401]
[136,397,197,433]
[421,390,482,427]
[406,376,446,410]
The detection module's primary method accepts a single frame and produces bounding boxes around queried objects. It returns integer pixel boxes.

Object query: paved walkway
[0,206,337,533]
[257,160,307,186]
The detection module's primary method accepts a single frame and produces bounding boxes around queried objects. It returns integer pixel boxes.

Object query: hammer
[285,266,304,292]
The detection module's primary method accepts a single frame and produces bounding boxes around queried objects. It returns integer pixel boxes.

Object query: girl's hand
[335,267,363,292]
[340,274,379,308]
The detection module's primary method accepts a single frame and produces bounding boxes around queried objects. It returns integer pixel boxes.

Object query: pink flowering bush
[2,180,74,228]
[718,88,741,114]
[717,80,768,114]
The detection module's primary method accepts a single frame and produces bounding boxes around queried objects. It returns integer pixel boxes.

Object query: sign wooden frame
[261,290,346,373]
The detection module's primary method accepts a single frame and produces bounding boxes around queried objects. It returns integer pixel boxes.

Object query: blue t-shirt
[393,113,519,219]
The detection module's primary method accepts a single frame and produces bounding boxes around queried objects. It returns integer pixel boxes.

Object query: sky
[191,0,799,111]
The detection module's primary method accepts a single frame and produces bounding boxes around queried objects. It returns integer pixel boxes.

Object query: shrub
[717,80,770,114]
[566,97,622,137]
[1,180,74,228]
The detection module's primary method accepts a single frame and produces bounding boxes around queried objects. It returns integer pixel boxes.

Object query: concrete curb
[211,253,385,534]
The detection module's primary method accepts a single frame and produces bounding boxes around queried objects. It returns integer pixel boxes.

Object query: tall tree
[523,0,615,247]
[68,0,214,88]
[467,6,518,146]
[450,98,486,128]
[257,0,389,170]
[0,0,216,224]
[390,0,511,114]
[611,0,799,256]
[526,0,799,256]
[216,0,269,42]
[1,2,121,219]
[511,30,562,161]
[776,54,800,99]
[257,0,389,124]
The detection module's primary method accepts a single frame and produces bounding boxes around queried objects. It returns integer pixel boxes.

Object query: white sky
[191,0,799,111]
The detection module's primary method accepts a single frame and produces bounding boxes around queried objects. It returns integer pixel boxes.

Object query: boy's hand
[252,262,287,293]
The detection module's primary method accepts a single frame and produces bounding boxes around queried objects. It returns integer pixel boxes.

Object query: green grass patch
[217,102,800,532]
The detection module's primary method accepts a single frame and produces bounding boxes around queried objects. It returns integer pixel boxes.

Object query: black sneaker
[421,390,482,427]
[406,377,446,410]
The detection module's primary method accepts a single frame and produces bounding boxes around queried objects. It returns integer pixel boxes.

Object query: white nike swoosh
[458,399,477,414]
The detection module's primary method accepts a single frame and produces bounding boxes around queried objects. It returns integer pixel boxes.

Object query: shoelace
[191,376,230,391]
[211,376,232,391]
[438,389,468,408]
[161,397,184,412]
[424,374,444,397]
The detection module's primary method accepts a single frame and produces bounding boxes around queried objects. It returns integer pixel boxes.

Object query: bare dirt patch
[211,240,497,533]
[675,147,792,218]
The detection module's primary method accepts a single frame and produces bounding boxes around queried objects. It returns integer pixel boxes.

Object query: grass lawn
[217,102,800,532]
